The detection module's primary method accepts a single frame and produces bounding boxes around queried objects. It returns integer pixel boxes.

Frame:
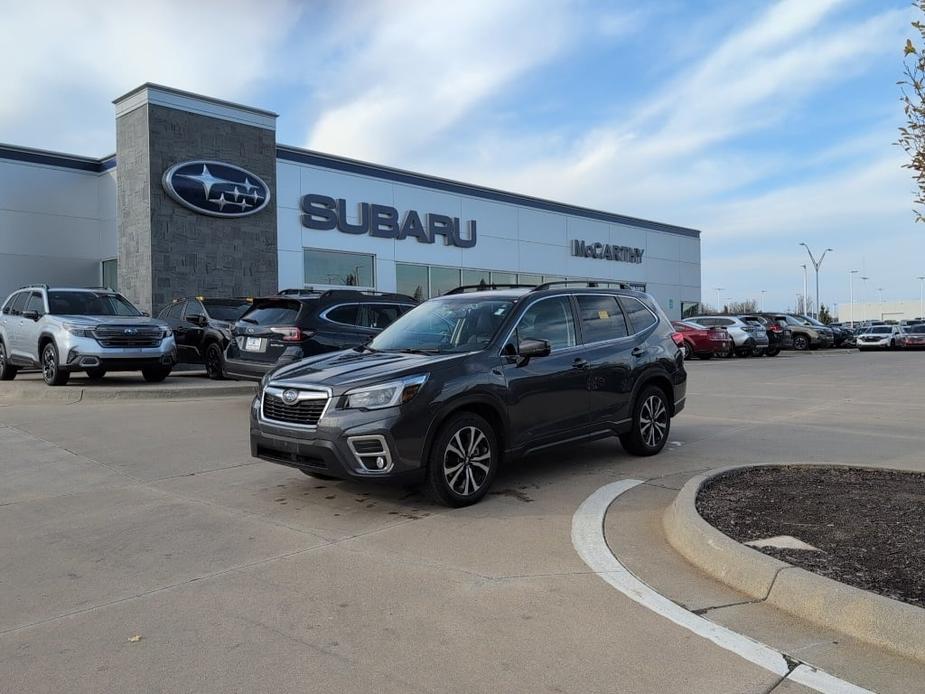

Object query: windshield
[204,300,252,321]
[370,298,514,353]
[909,326,925,334]
[240,299,303,325]
[866,327,891,334]
[47,291,141,317]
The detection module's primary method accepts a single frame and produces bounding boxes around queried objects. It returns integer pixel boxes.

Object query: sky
[1,0,922,313]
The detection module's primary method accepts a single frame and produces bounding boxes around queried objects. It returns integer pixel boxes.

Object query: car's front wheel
[0,341,18,381]
[426,413,498,507]
[205,343,225,380]
[792,334,809,351]
[41,342,69,386]
[620,385,670,456]
[142,365,172,383]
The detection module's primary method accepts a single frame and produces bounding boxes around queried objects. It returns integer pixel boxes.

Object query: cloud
[0,0,301,153]
[304,0,580,163]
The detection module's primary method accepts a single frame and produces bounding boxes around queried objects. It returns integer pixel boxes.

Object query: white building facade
[0,84,701,318]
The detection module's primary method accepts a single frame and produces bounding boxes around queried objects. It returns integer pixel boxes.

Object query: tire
[85,368,107,381]
[425,413,498,507]
[204,342,225,380]
[737,339,755,358]
[0,341,18,381]
[682,341,694,360]
[890,339,896,350]
[619,385,671,456]
[766,346,780,357]
[41,342,69,386]
[792,334,810,351]
[142,365,172,383]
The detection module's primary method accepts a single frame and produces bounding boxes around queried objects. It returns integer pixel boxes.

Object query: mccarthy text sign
[572,239,644,264]
[301,194,477,248]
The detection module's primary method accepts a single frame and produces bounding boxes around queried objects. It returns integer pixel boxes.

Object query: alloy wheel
[42,346,56,381]
[443,425,491,497]
[0,343,5,370]
[639,394,668,448]
[206,345,223,379]
[682,342,693,359]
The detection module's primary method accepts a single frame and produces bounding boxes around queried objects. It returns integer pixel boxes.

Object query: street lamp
[917,276,925,319]
[849,270,858,327]
[713,287,724,311]
[801,264,808,315]
[799,243,833,320]
[760,290,766,312]
[877,287,884,320]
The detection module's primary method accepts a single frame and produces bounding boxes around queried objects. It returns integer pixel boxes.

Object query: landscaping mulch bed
[696,465,925,609]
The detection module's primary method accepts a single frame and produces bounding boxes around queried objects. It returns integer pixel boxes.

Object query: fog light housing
[347,436,393,473]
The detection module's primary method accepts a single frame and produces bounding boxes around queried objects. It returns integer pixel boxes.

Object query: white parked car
[856,325,901,351]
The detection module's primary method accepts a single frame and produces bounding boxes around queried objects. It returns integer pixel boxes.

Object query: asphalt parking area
[1,350,923,693]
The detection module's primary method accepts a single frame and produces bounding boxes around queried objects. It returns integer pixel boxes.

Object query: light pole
[799,243,833,319]
[760,290,766,312]
[877,288,884,320]
[917,276,925,319]
[801,264,808,315]
[713,287,724,312]
[849,270,858,327]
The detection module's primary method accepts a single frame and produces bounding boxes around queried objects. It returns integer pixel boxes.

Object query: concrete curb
[663,464,925,664]
[0,382,256,403]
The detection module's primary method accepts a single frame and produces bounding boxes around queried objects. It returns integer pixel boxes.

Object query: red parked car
[898,325,925,349]
[672,320,733,360]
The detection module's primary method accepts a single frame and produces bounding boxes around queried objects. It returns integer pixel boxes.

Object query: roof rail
[531,280,629,292]
[445,283,534,295]
[83,286,114,291]
[277,287,321,296]
[318,289,417,302]
[18,284,49,290]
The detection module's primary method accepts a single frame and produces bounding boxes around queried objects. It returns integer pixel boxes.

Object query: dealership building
[0,84,701,317]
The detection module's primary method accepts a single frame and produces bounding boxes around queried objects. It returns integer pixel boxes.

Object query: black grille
[93,325,163,348]
[352,439,384,454]
[262,392,327,426]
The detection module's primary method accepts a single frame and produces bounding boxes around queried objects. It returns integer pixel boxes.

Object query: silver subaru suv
[0,285,176,386]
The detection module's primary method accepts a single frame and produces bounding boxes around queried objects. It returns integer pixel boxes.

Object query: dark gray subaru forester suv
[250,282,687,507]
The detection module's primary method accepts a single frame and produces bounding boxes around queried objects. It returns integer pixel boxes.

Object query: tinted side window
[165,303,184,319]
[244,300,302,325]
[2,293,20,315]
[325,305,359,325]
[363,304,403,330]
[516,297,577,351]
[24,292,45,314]
[183,301,205,319]
[619,297,657,333]
[9,292,28,315]
[576,295,629,342]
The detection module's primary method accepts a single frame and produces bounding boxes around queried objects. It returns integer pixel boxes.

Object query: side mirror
[187,313,207,326]
[518,338,551,359]
[22,310,40,321]
[142,311,150,317]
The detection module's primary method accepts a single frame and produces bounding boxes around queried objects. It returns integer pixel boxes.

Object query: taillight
[766,323,782,333]
[269,326,303,342]
[670,332,685,348]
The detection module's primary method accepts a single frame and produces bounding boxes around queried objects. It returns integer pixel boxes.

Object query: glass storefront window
[490,271,516,285]
[397,263,429,301]
[462,269,491,287]
[304,249,374,287]
[543,276,565,285]
[517,273,541,286]
[102,259,118,292]
[681,301,701,318]
[429,267,461,297]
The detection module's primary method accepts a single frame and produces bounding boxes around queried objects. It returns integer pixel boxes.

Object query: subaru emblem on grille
[123,328,138,336]
[282,389,299,405]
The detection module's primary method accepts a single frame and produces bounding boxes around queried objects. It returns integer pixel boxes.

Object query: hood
[55,315,167,327]
[267,349,469,389]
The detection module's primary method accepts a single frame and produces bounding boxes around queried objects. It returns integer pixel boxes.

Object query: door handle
[572,358,590,369]
[631,346,647,357]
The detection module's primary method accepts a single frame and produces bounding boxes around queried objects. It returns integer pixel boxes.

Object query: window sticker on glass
[598,310,609,320]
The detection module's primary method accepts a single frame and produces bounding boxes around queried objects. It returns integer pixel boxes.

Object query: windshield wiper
[353,344,377,353]
[239,317,258,325]
[395,348,441,355]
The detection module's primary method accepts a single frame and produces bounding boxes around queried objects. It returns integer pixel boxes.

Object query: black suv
[225,289,418,381]
[249,282,687,507]
[157,297,253,379]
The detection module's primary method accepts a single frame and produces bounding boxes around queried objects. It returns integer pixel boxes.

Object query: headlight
[342,374,428,410]
[63,323,95,338]
[162,327,173,338]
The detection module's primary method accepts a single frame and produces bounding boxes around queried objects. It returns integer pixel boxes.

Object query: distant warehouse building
[0,84,702,317]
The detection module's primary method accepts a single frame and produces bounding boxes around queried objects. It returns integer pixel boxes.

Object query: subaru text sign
[300,194,476,248]
[162,161,271,218]
[572,239,644,264]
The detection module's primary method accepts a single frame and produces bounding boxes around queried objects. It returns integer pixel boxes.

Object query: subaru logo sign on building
[162,161,270,218]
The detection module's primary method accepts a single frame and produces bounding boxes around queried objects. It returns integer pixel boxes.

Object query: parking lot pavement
[0,350,923,693]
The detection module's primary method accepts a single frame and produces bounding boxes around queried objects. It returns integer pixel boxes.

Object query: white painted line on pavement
[571,479,872,694]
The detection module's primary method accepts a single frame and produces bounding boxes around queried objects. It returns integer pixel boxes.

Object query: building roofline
[276,145,701,238]
[0,143,114,173]
[112,82,278,118]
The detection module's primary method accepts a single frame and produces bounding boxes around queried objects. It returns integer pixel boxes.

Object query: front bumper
[857,339,890,349]
[61,334,176,370]
[249,391,429,482]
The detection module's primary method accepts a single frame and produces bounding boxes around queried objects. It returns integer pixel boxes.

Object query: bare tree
[898,3,925,221]
[726,299,758,314]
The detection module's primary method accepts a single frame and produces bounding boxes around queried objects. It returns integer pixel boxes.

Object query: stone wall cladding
[115,106,153,311]
[147,104,278,312]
